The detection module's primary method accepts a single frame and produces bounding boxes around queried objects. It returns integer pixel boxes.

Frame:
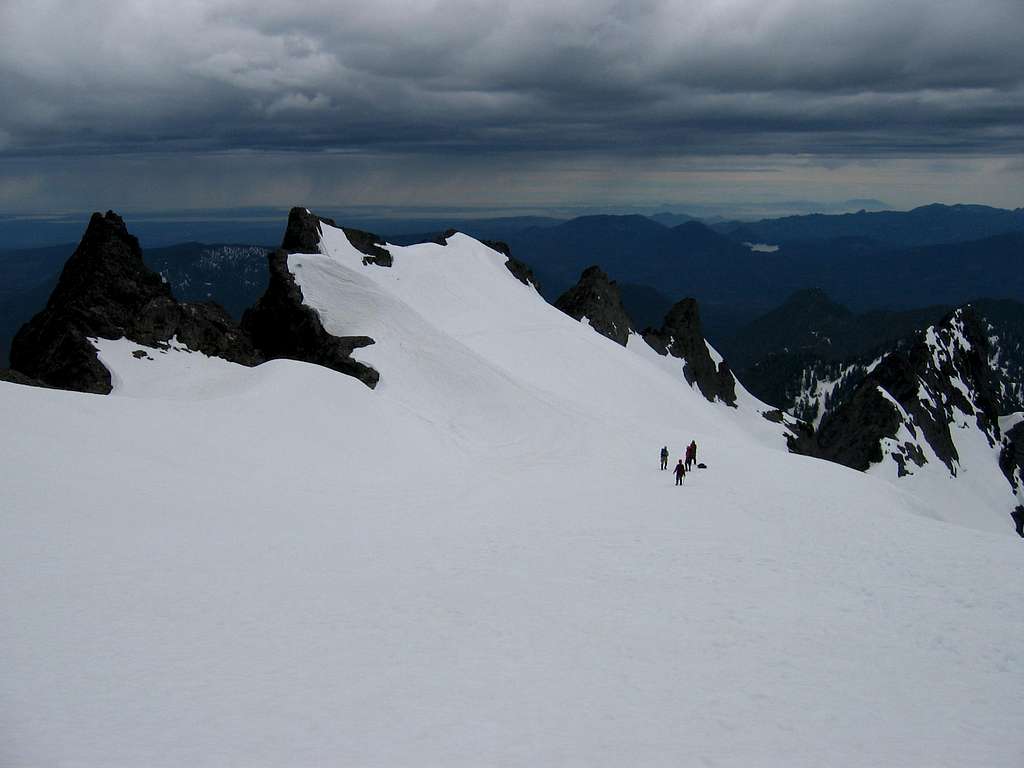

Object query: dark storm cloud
[1,0,1022,160]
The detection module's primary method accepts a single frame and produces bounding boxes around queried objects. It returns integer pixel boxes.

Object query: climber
[674,459,686,486]
[660,446,669,470]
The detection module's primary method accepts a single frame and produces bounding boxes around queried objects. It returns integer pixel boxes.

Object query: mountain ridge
[714,202,1024,248]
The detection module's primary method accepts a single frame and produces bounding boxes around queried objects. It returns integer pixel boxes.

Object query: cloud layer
[1,1,1022,211]
[3,0,1022,156]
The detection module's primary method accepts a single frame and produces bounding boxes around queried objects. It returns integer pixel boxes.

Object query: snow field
[2,225,1023,766]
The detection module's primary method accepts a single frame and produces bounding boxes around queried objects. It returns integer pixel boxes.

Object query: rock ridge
[554,266,633,346]
[643,298,737,406]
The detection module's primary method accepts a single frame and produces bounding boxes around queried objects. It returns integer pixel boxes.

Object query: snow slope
[2,225,1023,767]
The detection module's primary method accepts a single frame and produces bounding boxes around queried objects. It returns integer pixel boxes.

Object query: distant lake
[744,242,780,253]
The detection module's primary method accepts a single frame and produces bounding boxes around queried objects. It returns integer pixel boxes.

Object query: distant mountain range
[714,203,1024,247]
[495,205,1024,339]
[499,215,780,326]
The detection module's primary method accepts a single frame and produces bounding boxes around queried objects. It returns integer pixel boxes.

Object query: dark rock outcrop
[481,238,540,290]
[789,307,1003,475]
[9,211,259,394]
[793,383,904,471]
[503,255,539,289]
[174,301,262,364]
[554,266,633,347]
[281,207,393,267]
[0,369,52,389]
[429,229,459,246]
[241,209,380,389]
[282,208,335,254]
[343,226,392,267]
[643,298,737,406]
[1012,506,1024,538]
[482,239,510,258]
[241,251,378,387]
[999,421,1024,492]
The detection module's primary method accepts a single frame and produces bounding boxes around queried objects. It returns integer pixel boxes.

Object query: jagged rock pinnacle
[555,266,633,346]
[643,298,737,406]
[9,211,259,393]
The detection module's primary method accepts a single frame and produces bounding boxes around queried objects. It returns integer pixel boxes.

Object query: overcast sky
[1,0,1022,216]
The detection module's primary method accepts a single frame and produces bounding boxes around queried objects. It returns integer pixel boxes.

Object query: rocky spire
[554,266,633,346]
[9,211,259,393]
[643,298,737,406]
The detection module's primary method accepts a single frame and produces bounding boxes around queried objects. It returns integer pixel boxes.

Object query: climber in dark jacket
[686,440,698,470]
[660,446,669,470]
[674,459,686,486]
